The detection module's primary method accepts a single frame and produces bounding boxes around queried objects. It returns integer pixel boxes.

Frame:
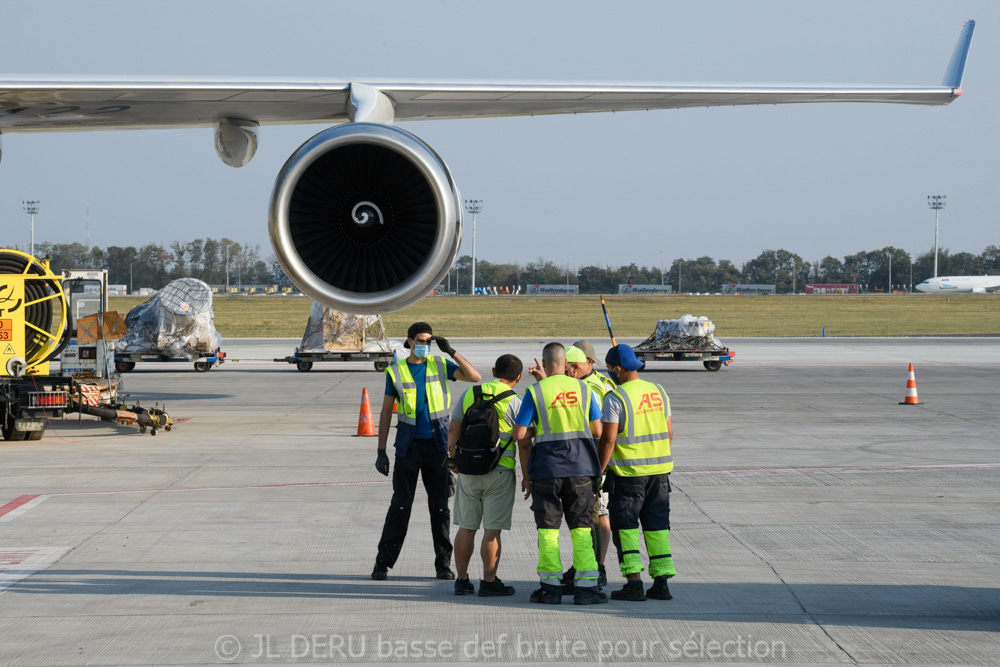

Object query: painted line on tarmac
[0,479,389,521]
[682,462,1000,476]
[0,547,72,595]
[0,495,45,522]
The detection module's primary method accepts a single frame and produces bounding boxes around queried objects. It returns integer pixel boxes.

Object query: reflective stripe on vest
[386,356,451,426]
[608,379,672,476]
[461,379,518,470]
[531,375,592,445]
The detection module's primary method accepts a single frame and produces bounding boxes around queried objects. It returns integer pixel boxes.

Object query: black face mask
[609,366,621,385]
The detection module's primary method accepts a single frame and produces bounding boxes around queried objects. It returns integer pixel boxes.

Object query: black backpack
[455,385,516,475]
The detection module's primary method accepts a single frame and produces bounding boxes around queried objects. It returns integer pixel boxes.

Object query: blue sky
[1,1,995,270]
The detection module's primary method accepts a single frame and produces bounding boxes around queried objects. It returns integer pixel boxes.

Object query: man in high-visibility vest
[372,322,481,581]
[446,354,528,597]
[511,342,607,605]
[597,343,675,601]
[564,340,616,590]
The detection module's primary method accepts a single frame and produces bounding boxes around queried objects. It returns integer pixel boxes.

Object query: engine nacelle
[269,123,462,314]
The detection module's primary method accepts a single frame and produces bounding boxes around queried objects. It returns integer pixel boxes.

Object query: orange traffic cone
[355,388,378,436]
[899,363,922,405]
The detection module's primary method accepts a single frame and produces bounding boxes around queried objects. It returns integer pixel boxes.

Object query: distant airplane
[915,275,1000,294]
[0,21,976,314]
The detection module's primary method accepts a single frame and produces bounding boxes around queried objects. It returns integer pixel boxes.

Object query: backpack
[455,385,516,475]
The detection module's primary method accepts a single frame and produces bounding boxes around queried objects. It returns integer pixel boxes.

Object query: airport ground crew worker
[372,322,481,581]
[597,343,675,601]
[447,354,528,597]
[511,342,607,605]
[559,342,617,590]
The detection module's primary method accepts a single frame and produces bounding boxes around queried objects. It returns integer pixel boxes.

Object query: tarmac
[1,337,998,665]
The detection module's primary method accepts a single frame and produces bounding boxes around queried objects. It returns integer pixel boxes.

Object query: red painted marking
[173,418,191,424]
[0,495,40,519]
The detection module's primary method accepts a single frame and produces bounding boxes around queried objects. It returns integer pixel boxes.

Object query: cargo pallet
[274,350,394,372]
[634,346,734,372]
[114,348,226,373]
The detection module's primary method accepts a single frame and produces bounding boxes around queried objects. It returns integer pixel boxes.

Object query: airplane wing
[0,20,975,132]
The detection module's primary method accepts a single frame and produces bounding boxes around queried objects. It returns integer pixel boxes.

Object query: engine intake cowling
[269,123,462,314]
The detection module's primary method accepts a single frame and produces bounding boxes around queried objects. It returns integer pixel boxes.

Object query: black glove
[375,450,390,476]
[433,335,456,357]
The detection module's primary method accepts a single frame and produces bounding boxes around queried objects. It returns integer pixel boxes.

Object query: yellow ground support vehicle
[0,249,73,440]
[2,249,173,441]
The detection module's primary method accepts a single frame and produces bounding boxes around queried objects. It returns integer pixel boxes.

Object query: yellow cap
[565,346,587,363]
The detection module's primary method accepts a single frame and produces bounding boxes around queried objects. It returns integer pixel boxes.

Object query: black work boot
[478,577,515,597]
[529,583,563,605]
[560,567,576,594]
[371,563,388,581]
[573,587,609,605]
[454,577,475,595]
[610,581,646,601]
[646,576,673,600]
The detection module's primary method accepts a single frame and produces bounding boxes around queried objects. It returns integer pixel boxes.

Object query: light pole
[225,244,230,292]
[22,200,40,256]
[927,195,946,278]
[660,251,664,286]
[887,252,892,293]
[464,199,483,295]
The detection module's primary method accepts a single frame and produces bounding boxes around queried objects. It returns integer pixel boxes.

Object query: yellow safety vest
[385,356,451,452]
[529,374,600,480]
[460,379,518,470]
[607,379,672,477]
[581,370,616,401]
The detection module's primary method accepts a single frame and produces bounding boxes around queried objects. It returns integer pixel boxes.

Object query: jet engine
[269,123,462,314]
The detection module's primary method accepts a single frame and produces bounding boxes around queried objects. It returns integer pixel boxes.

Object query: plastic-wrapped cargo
[298,301,393,353]
[117,278,222,358]
[635,314,723,351]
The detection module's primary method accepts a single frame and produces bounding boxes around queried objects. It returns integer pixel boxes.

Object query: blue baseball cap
[605,344,645,371]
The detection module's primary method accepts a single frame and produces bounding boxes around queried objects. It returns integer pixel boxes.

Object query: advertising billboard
[721,284,775,295]
[618,284,673,295]
[526,284,579,295]
[804,284,860,294]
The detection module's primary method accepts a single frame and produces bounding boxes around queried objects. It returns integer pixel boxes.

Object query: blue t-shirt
[515,385,602,427]
[385,358,460,438]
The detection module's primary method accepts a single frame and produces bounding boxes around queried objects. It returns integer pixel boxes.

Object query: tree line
[451,245,1000,294]
[27,239,285,291]
[20,239,1000,295]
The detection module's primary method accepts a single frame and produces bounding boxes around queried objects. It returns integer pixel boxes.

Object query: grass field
[108,294,1000,339]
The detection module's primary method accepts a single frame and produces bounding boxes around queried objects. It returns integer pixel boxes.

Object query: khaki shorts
[596,473,609,516]
[454,467,516,530]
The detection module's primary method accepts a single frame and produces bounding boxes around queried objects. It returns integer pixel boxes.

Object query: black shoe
[646,577,672,600]
[529,586,563,605]
[610,582,646,601]
[371,563,388,581]
[436,568,456,580]
[454,577,475,595]
[479,577,515,597]
[560,567,576,594]
[598,564,608,589]
[574,589,609,605]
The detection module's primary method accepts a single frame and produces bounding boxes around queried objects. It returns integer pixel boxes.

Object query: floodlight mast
[927,195,946,278]
[22,200,40,257]
[464,199,483,295]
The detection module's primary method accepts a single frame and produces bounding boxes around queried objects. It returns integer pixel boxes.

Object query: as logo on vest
[636,392,664,414]
[548,391,579,408]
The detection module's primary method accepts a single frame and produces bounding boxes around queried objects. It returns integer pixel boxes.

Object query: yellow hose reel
[0,249,68,377]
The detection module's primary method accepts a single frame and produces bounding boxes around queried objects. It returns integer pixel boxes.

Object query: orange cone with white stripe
[899,363,922,405]
[355,388,378,436]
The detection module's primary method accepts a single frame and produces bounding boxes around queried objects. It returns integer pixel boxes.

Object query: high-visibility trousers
[531,476,600,588]
[606,472,676,579]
